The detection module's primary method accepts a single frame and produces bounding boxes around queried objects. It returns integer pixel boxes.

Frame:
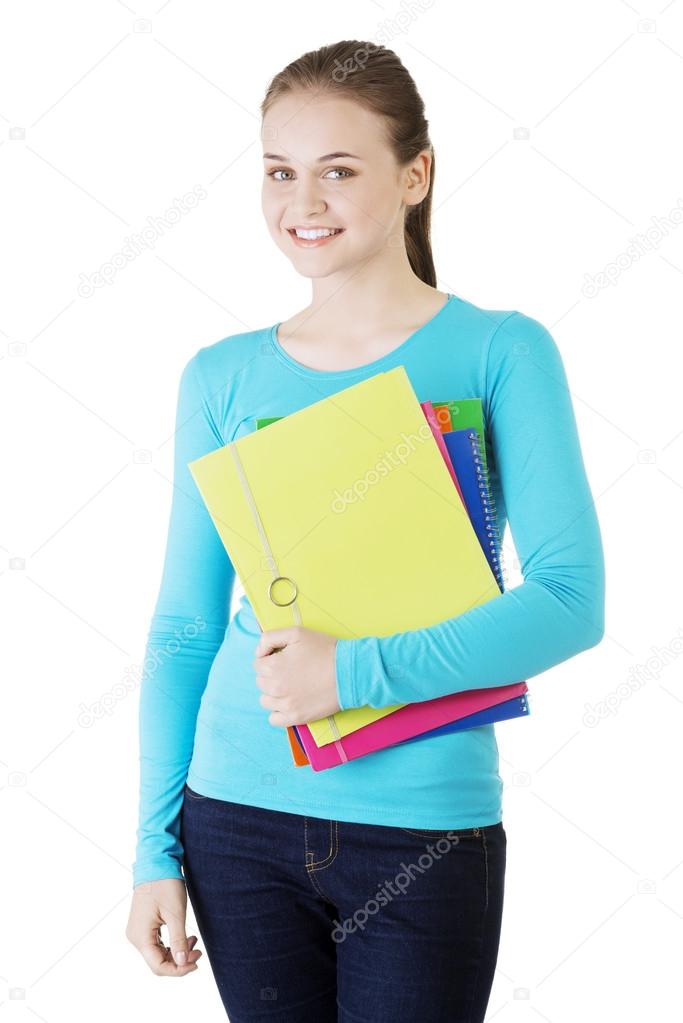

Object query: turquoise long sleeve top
[132,292,605,888]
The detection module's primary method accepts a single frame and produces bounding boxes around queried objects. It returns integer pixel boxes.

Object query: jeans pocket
[398,825,482,839]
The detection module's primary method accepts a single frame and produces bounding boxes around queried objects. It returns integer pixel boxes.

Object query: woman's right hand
[126,878,203,976]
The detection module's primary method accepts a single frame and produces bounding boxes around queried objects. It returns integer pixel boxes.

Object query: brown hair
[260,40,436,288]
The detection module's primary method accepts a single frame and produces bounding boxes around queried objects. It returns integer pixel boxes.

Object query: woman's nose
[291,180,326,218]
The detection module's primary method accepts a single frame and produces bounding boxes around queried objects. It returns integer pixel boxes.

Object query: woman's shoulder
[448,292,550,346]
[443,295,558,382]
[176,323,276,442]
[190,322,274,377]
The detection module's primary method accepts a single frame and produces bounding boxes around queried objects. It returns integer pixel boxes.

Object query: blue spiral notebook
[442,427,506,591]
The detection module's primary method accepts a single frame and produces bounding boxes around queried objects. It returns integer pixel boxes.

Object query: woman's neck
[275,280,450,372]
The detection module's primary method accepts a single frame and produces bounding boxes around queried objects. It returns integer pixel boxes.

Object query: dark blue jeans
[180,783,506,1022]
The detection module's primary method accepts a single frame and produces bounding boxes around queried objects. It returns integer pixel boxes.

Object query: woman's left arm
[334,311,606,711]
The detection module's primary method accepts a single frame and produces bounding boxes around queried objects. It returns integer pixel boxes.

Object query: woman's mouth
[287,227,345,248]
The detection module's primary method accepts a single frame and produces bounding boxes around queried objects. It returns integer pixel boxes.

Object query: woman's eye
[266,167,354,182]
[323,167,354,179]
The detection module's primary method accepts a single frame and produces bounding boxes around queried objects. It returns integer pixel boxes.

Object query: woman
[126,39,605,1022]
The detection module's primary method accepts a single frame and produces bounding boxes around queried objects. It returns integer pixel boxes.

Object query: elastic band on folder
[229,444,346,754]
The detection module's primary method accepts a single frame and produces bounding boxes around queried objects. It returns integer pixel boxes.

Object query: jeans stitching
[306,819,339,868]
[303,819,339,903]
[464,828,490,1023]
[483,828,490,913]
[400,827,473,839]
[306,865,331,901]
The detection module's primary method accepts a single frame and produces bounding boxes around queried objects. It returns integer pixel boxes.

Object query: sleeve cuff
[132,857,184,889]
[334,638,358,711]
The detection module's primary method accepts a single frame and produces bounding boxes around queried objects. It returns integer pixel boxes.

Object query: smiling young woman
[126,39,605,1022]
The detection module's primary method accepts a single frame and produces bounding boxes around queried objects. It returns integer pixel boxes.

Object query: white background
[2,1,682,1019]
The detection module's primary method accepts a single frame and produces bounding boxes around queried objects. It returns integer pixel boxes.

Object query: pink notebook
[420,400,464,503]
[296,679,528,771]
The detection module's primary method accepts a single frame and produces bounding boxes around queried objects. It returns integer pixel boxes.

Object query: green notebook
[431,398,488,470]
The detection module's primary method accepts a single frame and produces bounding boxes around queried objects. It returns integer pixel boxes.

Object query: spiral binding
[466,429,507,592]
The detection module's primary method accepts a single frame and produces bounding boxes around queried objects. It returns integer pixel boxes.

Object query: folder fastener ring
[268,576,298,607]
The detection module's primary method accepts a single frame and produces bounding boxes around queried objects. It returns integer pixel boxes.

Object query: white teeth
[293,228,341,239]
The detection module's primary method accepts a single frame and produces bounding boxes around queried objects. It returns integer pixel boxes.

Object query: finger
[187,934,203,963]
[255,669,290,696]
[152,894,192,968]
[259,692,292,713]
[255,628,295,657]
[258,685,287,705]
[139,938,198,976]
[253,659,277,680]
[253,648,284,670]
[268,710,293,728]
[164,913,191,966]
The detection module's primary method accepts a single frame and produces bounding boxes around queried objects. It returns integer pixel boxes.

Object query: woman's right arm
[126,350,235,972]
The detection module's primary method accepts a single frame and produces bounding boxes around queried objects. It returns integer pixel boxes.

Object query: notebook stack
[188,366,529,771]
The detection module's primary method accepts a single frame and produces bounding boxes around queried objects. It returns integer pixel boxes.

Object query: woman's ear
[404,149,432,208]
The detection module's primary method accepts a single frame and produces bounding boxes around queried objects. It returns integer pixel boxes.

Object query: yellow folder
[188,365,501,749]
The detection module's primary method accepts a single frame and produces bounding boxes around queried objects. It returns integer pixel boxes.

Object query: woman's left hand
[253,626,340,727]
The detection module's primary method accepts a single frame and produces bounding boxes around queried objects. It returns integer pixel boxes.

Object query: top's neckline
[268,292,456,380]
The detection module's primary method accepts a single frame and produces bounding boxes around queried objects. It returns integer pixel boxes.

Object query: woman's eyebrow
[262,151,362,162]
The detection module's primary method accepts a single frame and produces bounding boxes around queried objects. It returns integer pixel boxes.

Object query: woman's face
[261,92,423,279]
